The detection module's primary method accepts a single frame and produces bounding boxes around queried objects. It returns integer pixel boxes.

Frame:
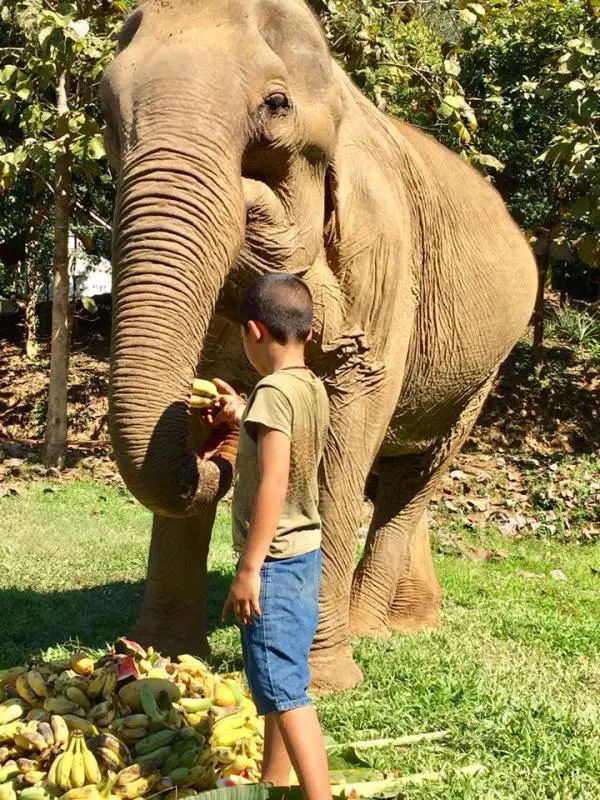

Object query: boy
[199,273,331,800]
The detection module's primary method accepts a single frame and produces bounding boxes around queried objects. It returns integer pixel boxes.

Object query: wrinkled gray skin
[101,0,537,691]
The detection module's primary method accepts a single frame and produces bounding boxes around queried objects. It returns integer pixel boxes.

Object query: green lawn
[2,480,600,798]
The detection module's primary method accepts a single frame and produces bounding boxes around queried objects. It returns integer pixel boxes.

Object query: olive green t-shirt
[232,369,329,559]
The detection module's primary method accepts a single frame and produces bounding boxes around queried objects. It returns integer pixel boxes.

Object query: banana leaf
[180,785,304,800]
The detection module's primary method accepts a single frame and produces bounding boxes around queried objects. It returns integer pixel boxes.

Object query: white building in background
[48,233,112,302]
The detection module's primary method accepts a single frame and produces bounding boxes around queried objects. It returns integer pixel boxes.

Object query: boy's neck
[262,341,307,376]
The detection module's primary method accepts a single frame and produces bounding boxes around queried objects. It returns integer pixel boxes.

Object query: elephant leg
[349,453,440,638]
[388,511,441,632]
[130,508,216,659]
[350,378,494,637]
[310,383,388,693]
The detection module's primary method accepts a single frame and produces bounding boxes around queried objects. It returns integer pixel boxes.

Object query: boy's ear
[248,320,263,341]
[306,328,313,343]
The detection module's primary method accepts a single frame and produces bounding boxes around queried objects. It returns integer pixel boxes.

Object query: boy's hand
[208,379,245,428]
[188,378,245,429]
[222,566,261,626]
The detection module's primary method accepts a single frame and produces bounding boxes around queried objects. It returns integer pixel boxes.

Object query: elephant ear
[323,64,416,362]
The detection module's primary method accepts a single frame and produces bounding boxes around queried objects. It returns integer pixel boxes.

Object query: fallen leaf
[550,569,568,582]
[515,569,545,580]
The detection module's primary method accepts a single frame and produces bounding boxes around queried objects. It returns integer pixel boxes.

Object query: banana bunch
[189,379,219,411]
[13,718,56,755]
[91,733,131,773]
[87,668,118,702]
[0,646,265,797]
[48,731,102,792]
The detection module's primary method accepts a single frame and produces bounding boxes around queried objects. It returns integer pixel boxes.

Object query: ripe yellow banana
[16,729,47,752]
[55,752,71,791]
[25,673,48,701]
[65,688,91,712]
[47,753,59,786]
[0,783,16,800]
[211,711,249,737]
[191,379,218,398]
[50,715,69,748]
[0,699,28,726]
[23,769,47,785]
[0,722,24,744]
[211,726,253,749]
[70,736,85,789]
[115,773,158,799]
[115,763,156,785]
[81,741,102,785]
[15,675,39,707]
[61,787,101,800]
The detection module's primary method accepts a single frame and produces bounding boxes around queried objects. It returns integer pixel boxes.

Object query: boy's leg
[261,715,292,787]
[277,705,332,800]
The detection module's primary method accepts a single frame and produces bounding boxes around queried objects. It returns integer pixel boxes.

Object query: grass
[2,480,600,798]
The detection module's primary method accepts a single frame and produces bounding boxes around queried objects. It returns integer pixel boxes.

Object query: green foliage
[0,0,124,190]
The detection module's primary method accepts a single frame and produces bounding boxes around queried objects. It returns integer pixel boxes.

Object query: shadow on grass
[0,569,236,669]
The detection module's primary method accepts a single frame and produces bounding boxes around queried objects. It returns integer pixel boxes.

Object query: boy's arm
[222,426,290,625]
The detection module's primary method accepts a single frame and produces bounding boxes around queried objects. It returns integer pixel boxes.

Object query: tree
[0,0,126,466]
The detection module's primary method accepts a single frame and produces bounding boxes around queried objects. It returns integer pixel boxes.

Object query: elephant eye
[264,92,289,112]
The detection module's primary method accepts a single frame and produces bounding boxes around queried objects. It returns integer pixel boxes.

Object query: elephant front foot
[348,599,392,640]
[387,577,441,634]
[309,645,364,694]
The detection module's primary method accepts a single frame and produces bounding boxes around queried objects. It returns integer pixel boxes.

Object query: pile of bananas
[0,647,264,800]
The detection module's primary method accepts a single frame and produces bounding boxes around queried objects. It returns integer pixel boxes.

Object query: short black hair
[239,273,313,344]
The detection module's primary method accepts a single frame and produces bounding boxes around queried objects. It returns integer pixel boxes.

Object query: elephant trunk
[109,139,244,516]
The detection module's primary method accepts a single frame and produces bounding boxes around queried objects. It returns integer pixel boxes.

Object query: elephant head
[101,0,345,516]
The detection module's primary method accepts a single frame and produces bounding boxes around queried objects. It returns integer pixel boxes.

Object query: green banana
[177,698,212,713]
[135,746,172,767]
[137,684,164,726]
[133,730,175,756]
[0,762,19,783]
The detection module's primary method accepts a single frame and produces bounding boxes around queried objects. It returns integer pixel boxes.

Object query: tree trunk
[532,246,549,364]
[44,69,72,468]
[24,254,40,361]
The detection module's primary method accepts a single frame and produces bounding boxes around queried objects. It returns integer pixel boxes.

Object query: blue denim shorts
[240,548,322,716]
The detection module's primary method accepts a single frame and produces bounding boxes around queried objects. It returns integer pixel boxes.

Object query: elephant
[100,0,537,692]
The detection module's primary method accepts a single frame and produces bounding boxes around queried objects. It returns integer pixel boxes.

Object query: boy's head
[239,274,313,373]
